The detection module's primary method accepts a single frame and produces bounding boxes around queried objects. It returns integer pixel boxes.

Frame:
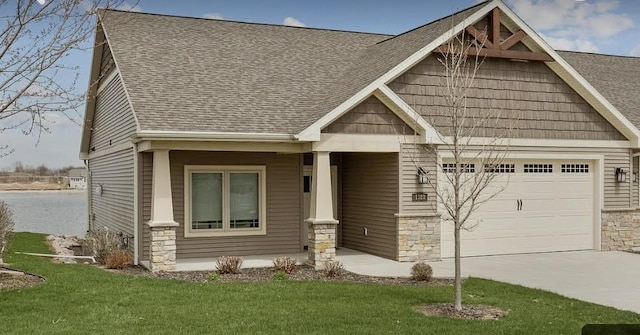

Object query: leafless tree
[0,201,14,264]
[0,0,129,155]
[408,28,513,311]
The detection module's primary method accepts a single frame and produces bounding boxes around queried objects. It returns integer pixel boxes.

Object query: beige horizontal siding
[322,96,413,135]
[98,43,116,86]
[90,73,136,152]
[341,153,398,260]
[389,55,626,141]
[143,151,302,259]
[89,147,134,250]
[400,143,437,215]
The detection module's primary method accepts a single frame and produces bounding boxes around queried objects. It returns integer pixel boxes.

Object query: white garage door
[441,160,594,258]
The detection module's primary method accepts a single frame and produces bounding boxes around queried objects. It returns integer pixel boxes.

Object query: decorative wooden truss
[435,8,552,62]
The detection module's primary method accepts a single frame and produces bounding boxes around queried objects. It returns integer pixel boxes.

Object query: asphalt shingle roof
[99,10,388,134]
[98,3,640,136]
[558,51,640,129]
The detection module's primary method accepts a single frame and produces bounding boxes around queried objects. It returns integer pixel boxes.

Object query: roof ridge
[558,49,640,59]
[374,0,490,45]
[98,8,393,37]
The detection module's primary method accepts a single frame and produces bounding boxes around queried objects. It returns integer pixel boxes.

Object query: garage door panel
[441,159,594,258]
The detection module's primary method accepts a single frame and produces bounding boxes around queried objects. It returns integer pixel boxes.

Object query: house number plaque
[412,193,428,202]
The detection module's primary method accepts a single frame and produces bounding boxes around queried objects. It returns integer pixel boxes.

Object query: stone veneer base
[307,221,338,270]
[397,214,441,262]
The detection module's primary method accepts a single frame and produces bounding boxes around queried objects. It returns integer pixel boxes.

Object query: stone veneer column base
[397,214,441,262]
[306,220,338,270]
[601,210,640,251]
[147,221,178,272]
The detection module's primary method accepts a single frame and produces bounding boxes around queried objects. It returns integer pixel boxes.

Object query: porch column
[306,151,339,270]
[147,150,178,272]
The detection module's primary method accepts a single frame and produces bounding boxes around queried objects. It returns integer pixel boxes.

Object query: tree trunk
[454,225,462,311]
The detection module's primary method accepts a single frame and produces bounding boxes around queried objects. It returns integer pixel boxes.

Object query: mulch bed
[120,265,454,286]
[414,303,507,320]
[0,267,45,290]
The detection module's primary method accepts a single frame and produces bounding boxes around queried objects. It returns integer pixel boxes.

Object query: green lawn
[1,233,638,335]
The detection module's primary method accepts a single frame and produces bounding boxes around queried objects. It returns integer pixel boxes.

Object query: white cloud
[507,0,634,52]
[117,2,142,12]
[540,34,599,52]
[203,13,223,20]
[631,44,640,57]
[283,17,306,27]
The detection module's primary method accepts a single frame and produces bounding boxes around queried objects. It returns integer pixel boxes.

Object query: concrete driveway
[341,250,640,313]
[434,251,640,313]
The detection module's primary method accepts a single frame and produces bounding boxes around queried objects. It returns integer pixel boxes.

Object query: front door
[302,166,338,247]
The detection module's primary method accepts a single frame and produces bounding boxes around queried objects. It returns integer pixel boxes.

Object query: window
[443,163,475,173]
[484,163,515,173]
[523,163,553,173]
[561,163,589,173]
[184,165,266,237]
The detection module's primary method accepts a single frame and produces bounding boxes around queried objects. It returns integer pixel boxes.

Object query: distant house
[80,0,640,272]
[68,168,87,190]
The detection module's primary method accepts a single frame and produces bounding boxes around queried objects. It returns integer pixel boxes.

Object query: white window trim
[184,165,267,238]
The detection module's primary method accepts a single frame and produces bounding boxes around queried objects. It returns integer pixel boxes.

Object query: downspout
[133,142,139,265]
[84,159,92,233]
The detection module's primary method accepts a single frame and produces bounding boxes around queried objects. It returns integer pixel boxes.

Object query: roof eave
[135,130,298,142]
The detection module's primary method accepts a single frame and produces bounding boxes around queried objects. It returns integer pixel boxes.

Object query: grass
[1,233,639,335]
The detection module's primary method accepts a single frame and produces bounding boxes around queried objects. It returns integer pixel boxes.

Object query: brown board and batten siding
[144,151,301,259]
[90,73,137,152]
[89,148,135,249]
[400,144,437,215]
[341,153,399,260]
[140,152,152,259]
[633,156,639,208]
[322,96,414,135]
[389,55,626,141]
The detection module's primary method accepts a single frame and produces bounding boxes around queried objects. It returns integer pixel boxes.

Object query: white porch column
[147,150,178,272]
[306,151,339,270]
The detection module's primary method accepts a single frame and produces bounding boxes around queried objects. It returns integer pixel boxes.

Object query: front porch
[141,248,421,276]
[139,135,439,272]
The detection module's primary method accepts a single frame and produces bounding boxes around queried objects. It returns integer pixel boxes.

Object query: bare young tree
[0,201,15,264]
[0,0,128,155]
[410,28,513,311]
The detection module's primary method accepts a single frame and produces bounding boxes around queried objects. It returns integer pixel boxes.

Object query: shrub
[83,227,120,264]
[208,273,220,281]
[216,256,243,274]
[104,249,133,269]
[272,256,298,274]
[272,271,288,281]
[0,201,14,264]
[324,261,344,278]
[411,262,433,282]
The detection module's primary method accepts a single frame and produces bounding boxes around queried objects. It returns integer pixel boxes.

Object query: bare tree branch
[0,0,132,152]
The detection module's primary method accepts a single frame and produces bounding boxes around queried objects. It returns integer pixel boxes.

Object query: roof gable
[296,0,640,145]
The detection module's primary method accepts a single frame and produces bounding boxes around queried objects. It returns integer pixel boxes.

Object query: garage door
[441,160,594,258]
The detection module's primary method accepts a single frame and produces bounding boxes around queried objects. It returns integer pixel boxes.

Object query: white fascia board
[136,130,296,142]
[295,1,497,141]
[376,85,444,144]
[495,1,640,147]
[441,136,632,149]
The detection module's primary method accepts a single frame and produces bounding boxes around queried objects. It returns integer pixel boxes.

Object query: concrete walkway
[342,250,640,314]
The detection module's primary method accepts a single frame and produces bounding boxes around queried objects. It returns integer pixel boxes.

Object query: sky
[1,0,639,170]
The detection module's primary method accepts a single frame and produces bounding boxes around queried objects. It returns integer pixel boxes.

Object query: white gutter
[136,130,297,142]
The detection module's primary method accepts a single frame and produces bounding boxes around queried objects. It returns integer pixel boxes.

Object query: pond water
[0,191,87,237]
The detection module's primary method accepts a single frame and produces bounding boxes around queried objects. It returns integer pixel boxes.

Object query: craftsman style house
[80,0,640,271]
